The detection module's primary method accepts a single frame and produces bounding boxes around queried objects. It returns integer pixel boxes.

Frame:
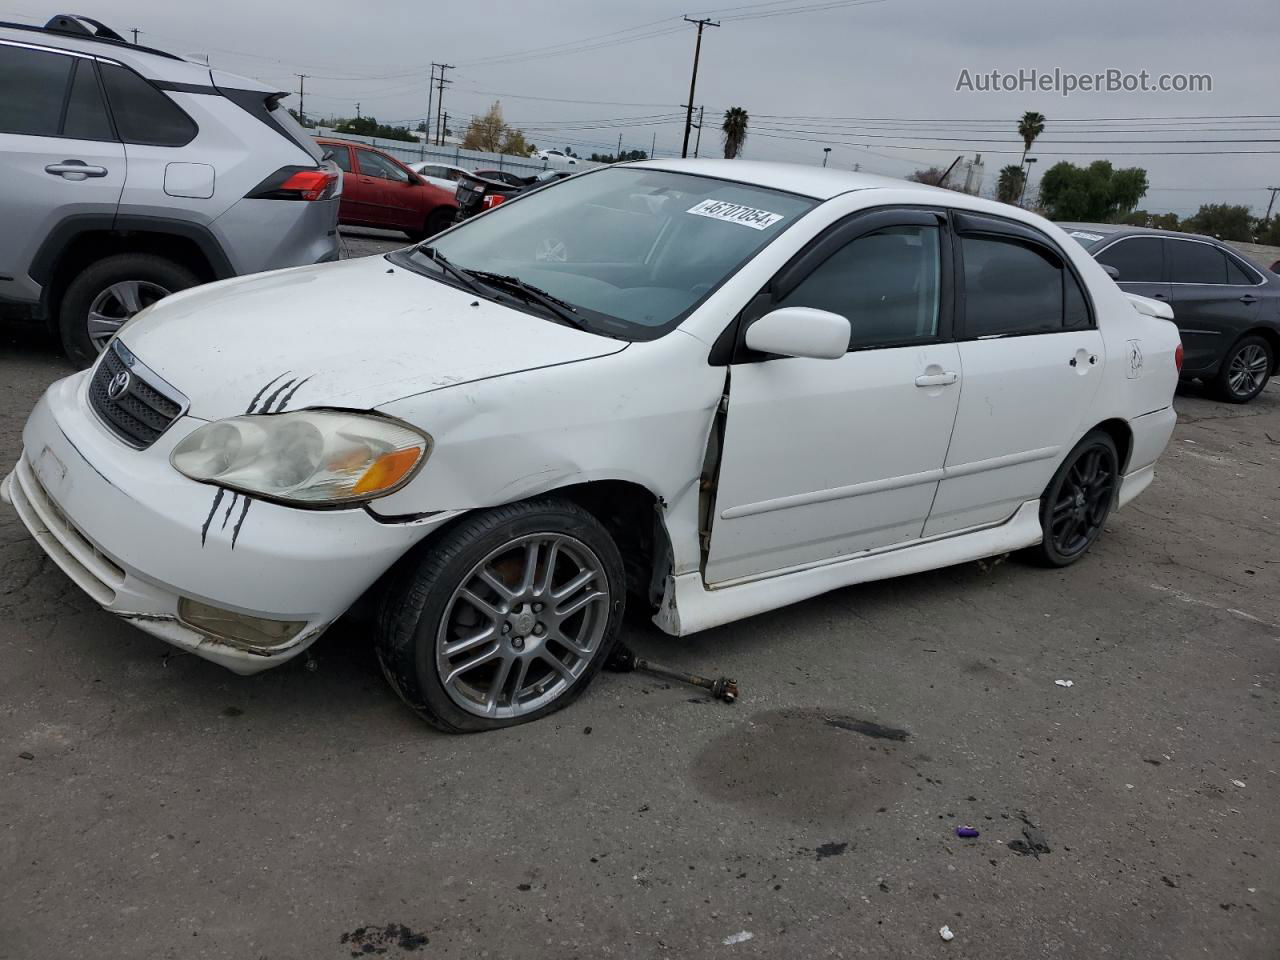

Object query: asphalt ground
[1,234,1277,959]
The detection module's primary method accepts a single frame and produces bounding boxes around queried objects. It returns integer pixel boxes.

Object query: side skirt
[653,499,1044,636]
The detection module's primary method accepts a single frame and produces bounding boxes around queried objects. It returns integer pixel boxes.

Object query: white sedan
[408,161,470,192]
[3,160,1182,732]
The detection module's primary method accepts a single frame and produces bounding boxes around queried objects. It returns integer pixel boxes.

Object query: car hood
[118,256,627,421]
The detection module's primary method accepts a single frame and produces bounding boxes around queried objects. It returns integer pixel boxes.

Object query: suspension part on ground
[606,645,739,703]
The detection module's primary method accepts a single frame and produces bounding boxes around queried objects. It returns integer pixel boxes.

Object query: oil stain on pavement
[691,707,915,825]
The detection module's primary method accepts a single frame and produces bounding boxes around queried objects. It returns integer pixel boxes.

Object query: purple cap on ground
[956,825,980,838]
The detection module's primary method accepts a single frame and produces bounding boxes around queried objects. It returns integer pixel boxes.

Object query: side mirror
[744,307,850,360]
[1102,264,1120,280]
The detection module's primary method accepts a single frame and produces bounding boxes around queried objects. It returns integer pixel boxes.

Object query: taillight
[482,193,507,210]
[1175,342,1184,371]
[248,166,340,201]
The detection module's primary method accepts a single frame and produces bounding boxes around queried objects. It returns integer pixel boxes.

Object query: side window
[328,146,353,173]
[1096,237,1163,283]
[1224,254,1258,286]
[961,235,1078,337]
[0,44,73,137]
[99,63,196,146]
[1167,240,1227,284]
[357,150,409,182]
[62,60,113,141]
[778,225,941,350]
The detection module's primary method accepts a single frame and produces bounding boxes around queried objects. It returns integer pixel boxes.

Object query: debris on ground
[1008,813,1051,858]
[956,825,980,838]
[939,925,955,942]
[823,717,910,740]
[1054,679,1074,688]
[722,931,753,945]
[1231,779,1247,788]
[18,751,34,760]
[606,645,738,703]
[815,841,850,860]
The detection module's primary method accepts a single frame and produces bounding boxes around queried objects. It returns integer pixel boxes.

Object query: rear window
[1167,240,1227,284]
[0,44,72,137]
[99,63,196,146]
[269,101,324,162]
[961,234,1090,336]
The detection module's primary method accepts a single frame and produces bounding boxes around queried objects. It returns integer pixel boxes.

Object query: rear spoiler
[1126,293,1174,321]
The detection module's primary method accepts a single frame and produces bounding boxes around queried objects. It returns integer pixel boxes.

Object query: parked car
[317,138,457,240]
[1063,223,1279,403]
[454,169,572,222]
[534,149,579,167]
[0,15,340,366]
[408,161,469,193]
[4,160,1181,732]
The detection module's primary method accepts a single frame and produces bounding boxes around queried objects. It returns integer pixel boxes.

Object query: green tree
[287,107,314,129]
[588,149,649,164]
[1017,110,1046,167]
[721,107,749,159]
[1257,216,1280,246]
[332,116,415,142]
[996,164,1026,203]
[1182,203,1254,241]
[1037,160,1149,221]
[1119,209,1179,230]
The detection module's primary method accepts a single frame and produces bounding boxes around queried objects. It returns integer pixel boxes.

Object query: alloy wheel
[1227,343,1269,398]
[86,280,171,352]
[1047,445,1118,559]
[436,533,610,720]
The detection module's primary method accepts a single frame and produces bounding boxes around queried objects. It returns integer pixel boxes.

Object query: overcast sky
[4,0,1276,215]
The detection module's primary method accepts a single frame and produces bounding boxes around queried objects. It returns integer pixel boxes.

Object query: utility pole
[693,105,705,158]
[433,63,454,147]
[680,17,719,158]
[129,27,139,44]
[650,131,656,159]
[441,111,449,142]
[425,65,436,153]
[355,102,361,119]
[616,132,623,161]
[1266,186,1280,222]
[822,147,831,167]
[296,74,307,125]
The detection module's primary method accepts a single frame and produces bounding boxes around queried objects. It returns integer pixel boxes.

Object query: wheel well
[1239,327,1280,375]
[555,480,668,608]
[43,230,216,324]
[1091,418,1133,473]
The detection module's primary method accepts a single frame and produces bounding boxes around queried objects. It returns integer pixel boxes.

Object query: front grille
[88,341,187,449]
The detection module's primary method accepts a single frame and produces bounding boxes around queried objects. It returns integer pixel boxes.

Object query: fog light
[178,598,307,653]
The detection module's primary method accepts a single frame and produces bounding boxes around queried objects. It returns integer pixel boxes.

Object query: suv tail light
[249,166,340,201]
[1175,342,1184,371]
[482,193,507,210]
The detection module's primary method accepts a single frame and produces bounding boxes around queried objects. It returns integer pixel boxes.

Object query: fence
[312,128,603,176]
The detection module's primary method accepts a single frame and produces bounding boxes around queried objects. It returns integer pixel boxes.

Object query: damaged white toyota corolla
[3,159,1182,731]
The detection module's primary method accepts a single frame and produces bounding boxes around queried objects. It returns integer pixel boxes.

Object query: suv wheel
[59,254,198,367]
[1210,335,1273,404]
[375,499,625,732]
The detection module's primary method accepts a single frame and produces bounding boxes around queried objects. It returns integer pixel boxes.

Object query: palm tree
[1017,110,1046,167]
[996,164,1026,204]
[722,107,749,159]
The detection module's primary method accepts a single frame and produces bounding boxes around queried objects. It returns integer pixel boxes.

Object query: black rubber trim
[152,80,219,95]
[216,86,316,159]
[0,18,184,60]
[28,213,235,289]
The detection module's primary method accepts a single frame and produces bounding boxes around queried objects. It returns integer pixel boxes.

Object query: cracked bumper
[2,374,452,674]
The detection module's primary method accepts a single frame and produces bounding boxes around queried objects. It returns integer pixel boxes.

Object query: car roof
[1056,221,1228,246]
[627,158,961,202]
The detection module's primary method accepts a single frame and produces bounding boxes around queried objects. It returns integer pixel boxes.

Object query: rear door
[1165,238,1262,374]
[925,213,1105,536]
[0,42,124,304]
[706,208,962,583]
[1094,235,1170,306]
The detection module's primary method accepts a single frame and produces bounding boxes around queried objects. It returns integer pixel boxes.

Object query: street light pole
[822,147,831,167]
[1018,157,1038,206]
[681,17,719,158]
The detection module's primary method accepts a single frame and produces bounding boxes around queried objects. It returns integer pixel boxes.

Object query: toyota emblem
[106,370,131,400]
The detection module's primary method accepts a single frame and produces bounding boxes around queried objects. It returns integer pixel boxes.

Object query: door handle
[45,161,108,179]
[1239,294,1258,304]
[914,371,958,387]
[1153,293,1168,300]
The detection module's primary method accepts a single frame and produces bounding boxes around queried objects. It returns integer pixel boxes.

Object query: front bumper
[2,372,451,674]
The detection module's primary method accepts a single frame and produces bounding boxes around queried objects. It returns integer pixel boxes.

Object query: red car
[316,138,457,240]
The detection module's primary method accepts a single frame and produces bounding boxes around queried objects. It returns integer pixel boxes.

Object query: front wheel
[375,499,625,732]
[1210,335,1273,404]
[1024,430,1119,568]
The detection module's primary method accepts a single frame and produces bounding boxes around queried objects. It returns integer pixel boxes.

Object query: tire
[1209,334,1273,404]
[375,499,626,733]
[1023,430,1120,568]
[406,208,455,243]
[58,253,198,367]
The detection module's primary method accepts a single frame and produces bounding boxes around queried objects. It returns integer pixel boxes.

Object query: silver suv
[0,15,341,365]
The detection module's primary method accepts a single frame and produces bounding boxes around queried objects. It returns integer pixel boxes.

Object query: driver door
[705,209,963,584]
[354,147,416,229]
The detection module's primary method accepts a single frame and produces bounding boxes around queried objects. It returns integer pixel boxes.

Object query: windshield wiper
[418,245,484,295]
[466,271,593,332]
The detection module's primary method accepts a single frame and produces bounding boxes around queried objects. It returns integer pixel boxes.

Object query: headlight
[171,411,430,505]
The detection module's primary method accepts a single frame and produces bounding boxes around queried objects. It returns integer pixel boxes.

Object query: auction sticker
[687,199,784,230]
[1069,231,1105,242]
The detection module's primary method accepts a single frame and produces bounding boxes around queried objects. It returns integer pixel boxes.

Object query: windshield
[398,167,816,338]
